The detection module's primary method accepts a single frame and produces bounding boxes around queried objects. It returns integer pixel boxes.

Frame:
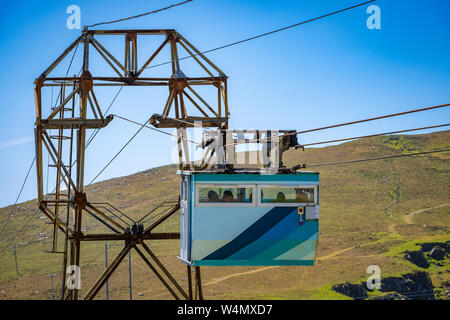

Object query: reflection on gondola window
[198,186,253,203]
[260,187,315,203]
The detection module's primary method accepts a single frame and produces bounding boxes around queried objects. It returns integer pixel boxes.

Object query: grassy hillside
[0,130,449,300]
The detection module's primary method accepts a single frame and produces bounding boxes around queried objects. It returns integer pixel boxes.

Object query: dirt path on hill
[203,267,278,286]
[204,203,449,286]
[403,203,448,224]
[389,203,449,235]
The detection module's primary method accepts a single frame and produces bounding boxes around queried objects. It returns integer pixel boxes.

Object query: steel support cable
[112,114,201,146]
[157,117,449,150]
[0,157,36,240]
[219,103,450,146]
[0,206,41,256]
[140,205,179,225]
[161,104,449,149]
[294,103,450,136]
[1,184,72,255]
[0,198,53,257]
[86,0,194,28]
[50,42,80,108]
[138,199,179,224]
[57,85,124,186]
[301,123,450,147]
[85,86,124,149]
[0,178,84,256]
[145,0,377,70]
[304,148,450,168]
[86,114,155,187]
[91,203,136,224]
[65,43,80,77]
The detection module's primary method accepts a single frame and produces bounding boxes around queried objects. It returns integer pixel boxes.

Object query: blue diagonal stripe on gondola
[226,213,317,260]
[203,207,296,260]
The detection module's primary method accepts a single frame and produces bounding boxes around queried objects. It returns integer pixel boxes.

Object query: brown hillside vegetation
[0,130,448,299]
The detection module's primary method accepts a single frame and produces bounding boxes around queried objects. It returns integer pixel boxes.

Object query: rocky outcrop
[416,241,449,253]
[380,271,434,299]
[332,271,435,300]
[332,282,367,300]
[332,240,448,300]
[411,241,449,263]
[380,276,409,293]
[404,250,430,268]
[429,246,445,260]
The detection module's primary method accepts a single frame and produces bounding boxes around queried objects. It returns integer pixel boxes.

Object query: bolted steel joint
[168,78,187,91]
[73,191,87,210]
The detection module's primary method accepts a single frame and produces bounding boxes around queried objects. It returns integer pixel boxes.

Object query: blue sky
[0,0,449,207]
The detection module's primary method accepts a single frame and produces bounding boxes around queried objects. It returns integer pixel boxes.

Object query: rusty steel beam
[133,245,180,300]
[83,243,134,300]
[86,29,175,35]
[83,208,122,234]
[150,116,228,128]
[90,40,124,77]
[139,240,189,299]
[187,265,193,300]
[41,131,78,192]
[137,38,170,76]
[39,36,82,80]
[85,203,126,232]
[38,116,113,129]
[39,204,73,234]
[47,88,79,120]
[44,76,226,82]
[195,266,203,300]
[144,203,180,234]
[75,232,180,241]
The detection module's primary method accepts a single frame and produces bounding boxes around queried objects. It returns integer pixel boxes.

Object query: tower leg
[195,266,203,300]
[187,265,193,300]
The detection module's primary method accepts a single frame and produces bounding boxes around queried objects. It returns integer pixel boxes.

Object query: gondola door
[180,175,191,262]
